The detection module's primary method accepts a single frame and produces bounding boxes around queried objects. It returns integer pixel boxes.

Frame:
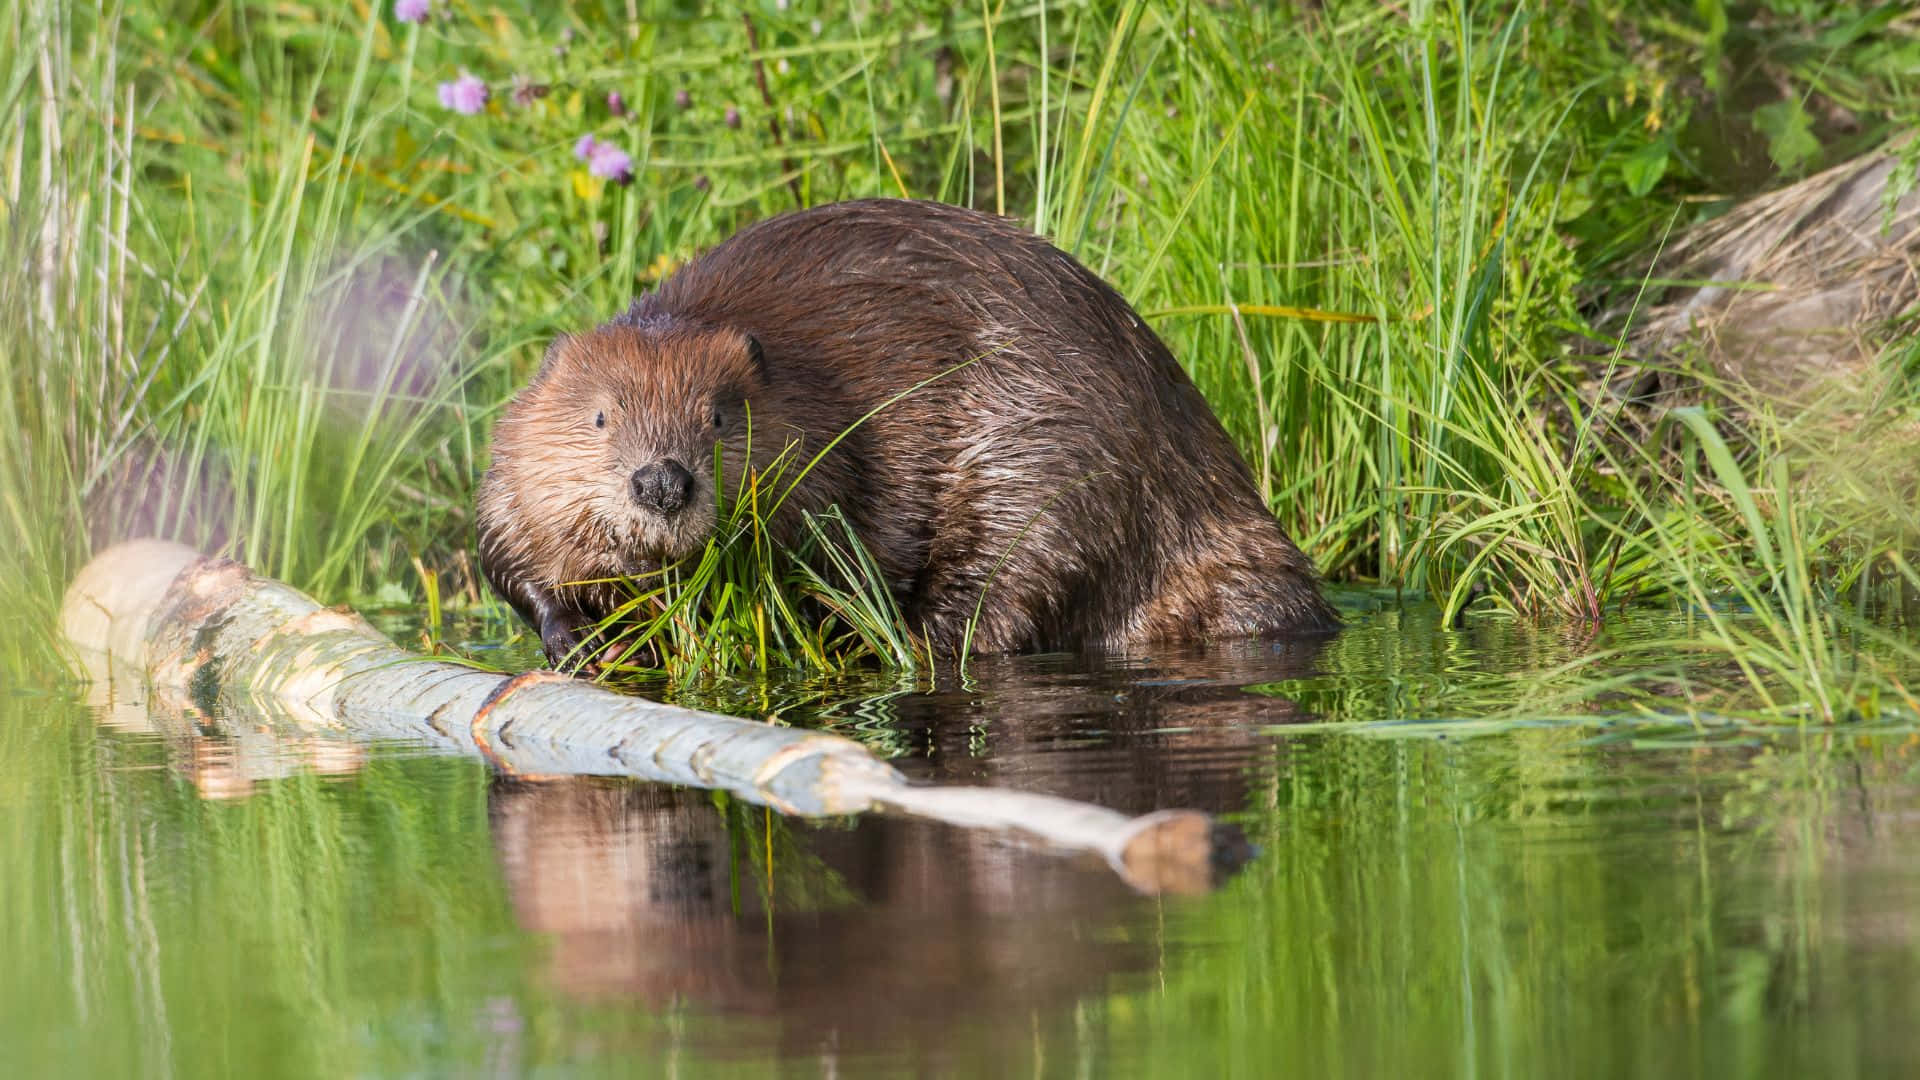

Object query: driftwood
[1619,137,1919,392]
[60,539,1227,895]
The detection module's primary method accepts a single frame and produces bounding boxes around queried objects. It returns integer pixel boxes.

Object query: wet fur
[477,199,1338,665]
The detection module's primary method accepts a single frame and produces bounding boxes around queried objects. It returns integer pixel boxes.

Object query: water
[6,598,1920,1078]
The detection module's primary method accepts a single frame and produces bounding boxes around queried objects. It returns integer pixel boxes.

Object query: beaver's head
[478,320,766,593]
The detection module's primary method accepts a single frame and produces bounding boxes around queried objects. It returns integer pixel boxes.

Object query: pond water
[6,596,1920,1078]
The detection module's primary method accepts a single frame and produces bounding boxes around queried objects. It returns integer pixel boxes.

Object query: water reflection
[489,778,1151,1058]
[832,635,1330,815]
[60,632,1343,1061]
[78,645,373,800]
[16,608,1920,1076]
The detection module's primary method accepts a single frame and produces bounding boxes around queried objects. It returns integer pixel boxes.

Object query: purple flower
[673,88,692,111]
[394,0,430,23]
[724,105,741,129]
[572,132,634,184]
[607,91,627,117]
[587,143,634,185]
[437,73,488,115]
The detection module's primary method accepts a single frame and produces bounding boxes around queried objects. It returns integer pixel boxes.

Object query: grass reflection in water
[6,603,1919,1078]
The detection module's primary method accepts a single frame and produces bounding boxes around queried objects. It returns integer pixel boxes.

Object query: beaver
[476,199,1337,668]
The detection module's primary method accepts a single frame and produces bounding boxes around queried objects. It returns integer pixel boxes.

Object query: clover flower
[394,0,430,23]
[589,145,634,184]
[725,105,741,129]
[573,135,634,185]
[607,91,627,117]
[437,73,488,115]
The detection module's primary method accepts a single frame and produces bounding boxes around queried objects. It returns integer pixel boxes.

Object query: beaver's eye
[594,411,606,429]
[710,407,723,430]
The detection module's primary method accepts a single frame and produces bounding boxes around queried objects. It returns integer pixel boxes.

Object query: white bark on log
[61,539,1223,894]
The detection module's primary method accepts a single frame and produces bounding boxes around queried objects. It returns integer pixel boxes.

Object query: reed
[3,0,1915,705]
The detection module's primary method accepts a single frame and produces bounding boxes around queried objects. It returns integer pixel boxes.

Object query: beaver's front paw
[538,610,601,674]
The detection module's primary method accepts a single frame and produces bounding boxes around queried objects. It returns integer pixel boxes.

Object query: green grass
[573,432,933,684]
[3,0,1918,715]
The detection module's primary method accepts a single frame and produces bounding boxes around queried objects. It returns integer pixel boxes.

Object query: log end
[60,538,205,664]
[1113,809,1251,896]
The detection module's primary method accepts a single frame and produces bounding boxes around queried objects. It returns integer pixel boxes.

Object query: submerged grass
[3,0,1918,715]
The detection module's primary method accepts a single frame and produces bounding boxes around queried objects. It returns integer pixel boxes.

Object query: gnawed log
[1615,136,1919,392]
[60,539,1228,895]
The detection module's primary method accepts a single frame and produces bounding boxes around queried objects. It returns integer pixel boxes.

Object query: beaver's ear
[535,333,573,377]
[743,334,767,381]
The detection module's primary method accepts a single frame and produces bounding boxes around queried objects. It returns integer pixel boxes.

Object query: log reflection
[485,635,1326,1053]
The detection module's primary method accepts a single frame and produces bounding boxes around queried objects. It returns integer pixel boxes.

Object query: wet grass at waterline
[3,1,1918,709]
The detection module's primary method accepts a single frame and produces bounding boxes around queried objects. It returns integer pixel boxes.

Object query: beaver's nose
[631,459,695,515]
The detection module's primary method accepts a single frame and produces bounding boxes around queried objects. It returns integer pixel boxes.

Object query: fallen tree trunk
[1607,135,1919,393]
[60,539,1225,895]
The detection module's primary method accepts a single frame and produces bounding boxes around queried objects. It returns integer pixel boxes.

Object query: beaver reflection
[488,779,1149,1055]
[879,634,1331,816]
[487,637,1325,1052]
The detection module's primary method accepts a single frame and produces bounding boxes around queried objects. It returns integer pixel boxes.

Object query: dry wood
[60,538,1226,894]
[1620,136,1919,391]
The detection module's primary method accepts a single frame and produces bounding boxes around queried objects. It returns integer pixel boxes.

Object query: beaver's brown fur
[477,199,1337,667]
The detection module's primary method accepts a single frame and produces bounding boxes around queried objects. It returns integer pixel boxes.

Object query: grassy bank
[2,0,1917,715]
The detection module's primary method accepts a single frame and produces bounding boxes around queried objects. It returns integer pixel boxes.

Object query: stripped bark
[60,539,1226,894]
